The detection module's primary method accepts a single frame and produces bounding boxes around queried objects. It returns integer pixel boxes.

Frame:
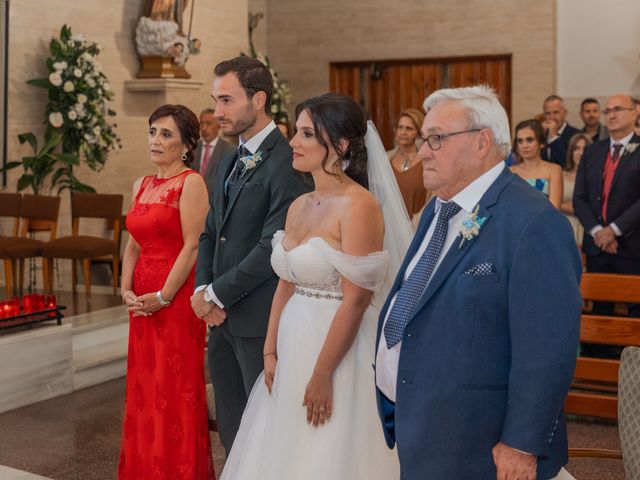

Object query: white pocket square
[463,262,496,276]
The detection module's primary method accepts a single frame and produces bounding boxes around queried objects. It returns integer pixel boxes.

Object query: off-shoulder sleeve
[308,238,390,292]
[271,229,286,250]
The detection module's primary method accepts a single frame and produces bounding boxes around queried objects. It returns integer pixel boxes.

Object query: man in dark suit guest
[376,85,581,479]
[191,108,234,197]
[580,98,609,142]
[574,94,640,318]
[541,94,581,168]
[190,56,310,453]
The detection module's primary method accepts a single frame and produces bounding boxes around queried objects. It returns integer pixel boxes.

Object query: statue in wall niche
[147,0,188,34]
[135,0,201,78]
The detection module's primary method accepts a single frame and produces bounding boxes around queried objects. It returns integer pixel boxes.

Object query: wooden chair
[564,273,640,419]
[0,193,22,297]
[568,346,640,479]
[90,214,127,287]
[42,192,123,297]
[0,194,60,297]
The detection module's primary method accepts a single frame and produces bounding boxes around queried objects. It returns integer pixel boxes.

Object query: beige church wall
[258,0,557,132]
[249,0,268,53]
[2,0,248,290]
[557,0,640,127]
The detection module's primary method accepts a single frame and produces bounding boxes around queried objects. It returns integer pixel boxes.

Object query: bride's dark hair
[295,93,369,188]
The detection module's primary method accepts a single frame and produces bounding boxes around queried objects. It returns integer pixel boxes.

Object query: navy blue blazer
[375,168,582,479]
[542,123,581,168]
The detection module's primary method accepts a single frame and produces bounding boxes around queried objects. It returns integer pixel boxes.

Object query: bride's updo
[295,93,369,188]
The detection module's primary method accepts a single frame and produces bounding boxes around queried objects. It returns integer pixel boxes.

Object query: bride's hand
[264,353,277,394]
[303,371,333,427]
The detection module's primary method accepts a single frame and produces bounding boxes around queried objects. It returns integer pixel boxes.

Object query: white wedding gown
[220,230,400,479]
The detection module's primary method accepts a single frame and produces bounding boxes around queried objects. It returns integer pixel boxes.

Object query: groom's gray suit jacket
[195,128,310,337]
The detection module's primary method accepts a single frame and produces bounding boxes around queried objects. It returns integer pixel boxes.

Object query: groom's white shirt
[376,161,505,402]
[195,120,277,307]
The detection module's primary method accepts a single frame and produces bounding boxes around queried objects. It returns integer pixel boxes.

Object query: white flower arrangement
[29,24,120,170]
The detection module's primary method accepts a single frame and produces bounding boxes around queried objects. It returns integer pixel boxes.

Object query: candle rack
[0,306,65,330]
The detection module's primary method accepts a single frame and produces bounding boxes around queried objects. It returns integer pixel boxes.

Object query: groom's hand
[190,290,214,318]
[492,442,536,480]
[202,307,227,327]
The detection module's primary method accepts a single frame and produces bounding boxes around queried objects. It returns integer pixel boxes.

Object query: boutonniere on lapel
[239,150,263,177]
[623,143,639,155]
[458,204,487,249]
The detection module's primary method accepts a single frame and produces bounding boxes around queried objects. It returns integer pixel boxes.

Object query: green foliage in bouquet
[2,25,121,193]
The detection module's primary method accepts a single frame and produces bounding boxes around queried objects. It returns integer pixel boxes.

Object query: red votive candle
[9,297,20,317]
[46,295,57,309]
[22,294,34,313]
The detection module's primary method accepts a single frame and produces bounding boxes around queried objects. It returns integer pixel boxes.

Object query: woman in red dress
[119,104,213,479]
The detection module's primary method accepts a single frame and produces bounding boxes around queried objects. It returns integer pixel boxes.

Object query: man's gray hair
[423,85,511,158]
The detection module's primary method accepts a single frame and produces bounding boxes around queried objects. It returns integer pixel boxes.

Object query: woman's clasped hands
[122,290,170,317]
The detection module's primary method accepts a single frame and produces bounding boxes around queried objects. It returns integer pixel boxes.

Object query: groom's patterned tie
[384,201,461,348]
[225,145,250,198]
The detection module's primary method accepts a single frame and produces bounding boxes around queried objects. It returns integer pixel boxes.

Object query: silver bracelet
[156,290,170,306]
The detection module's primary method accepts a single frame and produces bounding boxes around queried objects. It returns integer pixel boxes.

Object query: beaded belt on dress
[294,286,343,301]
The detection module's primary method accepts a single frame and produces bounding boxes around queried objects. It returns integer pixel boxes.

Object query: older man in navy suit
[375,86,582,480]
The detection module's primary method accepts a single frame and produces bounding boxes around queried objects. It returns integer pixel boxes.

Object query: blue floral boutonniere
[458,204,487,249]
[240,150,263,176]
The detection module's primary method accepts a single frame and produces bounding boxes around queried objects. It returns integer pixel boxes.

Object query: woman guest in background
[387,108,429,223]
[510,119,563,209]
[561,133,592,244]
[119,104,213,479]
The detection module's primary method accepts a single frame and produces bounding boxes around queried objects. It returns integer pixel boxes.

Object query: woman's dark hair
[294,93,369,188]
[565,132,592,172]
[148,104,200,166]
[214,56,273,115]
[512,119,546,164]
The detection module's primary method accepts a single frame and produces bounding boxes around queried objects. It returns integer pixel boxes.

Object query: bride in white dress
[220,93,412,479]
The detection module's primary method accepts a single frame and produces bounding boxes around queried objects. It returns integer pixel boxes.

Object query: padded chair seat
[42,236,117,259]
[0,236,45,258]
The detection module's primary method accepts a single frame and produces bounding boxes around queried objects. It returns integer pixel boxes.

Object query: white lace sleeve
[308,238,390,292]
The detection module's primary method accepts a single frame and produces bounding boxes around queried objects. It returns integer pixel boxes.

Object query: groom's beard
[220,106,257,137]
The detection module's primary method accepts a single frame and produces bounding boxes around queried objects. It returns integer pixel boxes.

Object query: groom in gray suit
[376,86,582,479]
[191,56,309,453]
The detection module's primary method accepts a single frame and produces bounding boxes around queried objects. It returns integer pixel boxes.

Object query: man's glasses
[602,106,635,115]
[422,129,482,151]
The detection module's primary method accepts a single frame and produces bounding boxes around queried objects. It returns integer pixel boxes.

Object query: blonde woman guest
[387,108,430,221]
[510,119,563,208]
[561,133,592,244]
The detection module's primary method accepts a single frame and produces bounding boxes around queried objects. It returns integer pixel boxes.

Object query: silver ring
[319,407,325,412]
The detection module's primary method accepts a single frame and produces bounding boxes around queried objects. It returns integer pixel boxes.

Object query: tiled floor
[0,378,625,479]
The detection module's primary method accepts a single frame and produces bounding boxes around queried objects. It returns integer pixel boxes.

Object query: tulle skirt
[220,291,400,479]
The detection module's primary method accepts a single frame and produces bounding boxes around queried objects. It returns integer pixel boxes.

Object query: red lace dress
[118,170,214,480]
